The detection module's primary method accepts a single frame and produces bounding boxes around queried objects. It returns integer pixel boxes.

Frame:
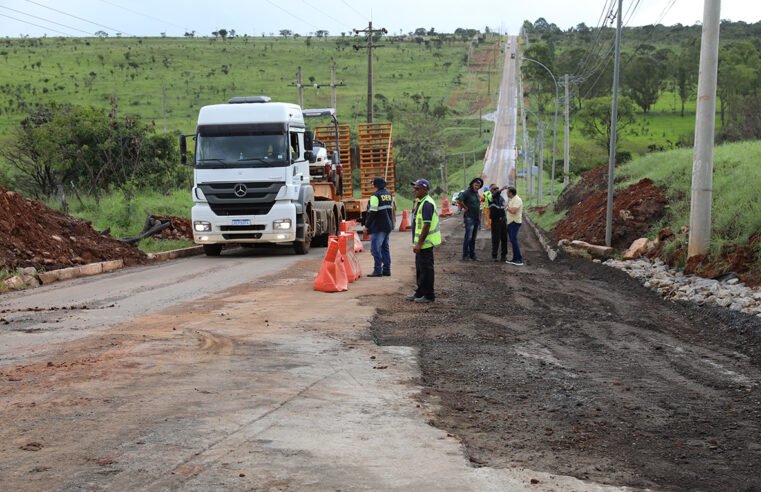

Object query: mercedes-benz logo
[233,183,247,198]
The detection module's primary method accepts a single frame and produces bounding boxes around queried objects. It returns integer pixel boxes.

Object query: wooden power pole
[353,22,387,123]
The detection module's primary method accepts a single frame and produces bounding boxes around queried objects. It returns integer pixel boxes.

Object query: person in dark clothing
[486,184,508,261]
[405,178,441,303]
[365,177,394,277]
[456,177,483,261]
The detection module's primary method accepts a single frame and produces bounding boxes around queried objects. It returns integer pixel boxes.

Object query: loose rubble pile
[553,177,667,249]
[603,257,761,318]
[0,186,153,292]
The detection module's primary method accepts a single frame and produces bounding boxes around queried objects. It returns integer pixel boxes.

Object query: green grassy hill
[0,35,491,140]
[618,141,761,255]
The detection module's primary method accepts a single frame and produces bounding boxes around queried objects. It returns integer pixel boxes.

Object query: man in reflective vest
[405,178,441,303]
[366,177,394,277]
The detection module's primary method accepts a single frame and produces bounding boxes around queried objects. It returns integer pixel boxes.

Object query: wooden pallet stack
[315,124,352,197]
[358,123,394,197]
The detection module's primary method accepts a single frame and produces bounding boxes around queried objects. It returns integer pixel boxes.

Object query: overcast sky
[1,0,760,38]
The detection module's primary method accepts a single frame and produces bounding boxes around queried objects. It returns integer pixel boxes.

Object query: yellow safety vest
[413,195,441,249]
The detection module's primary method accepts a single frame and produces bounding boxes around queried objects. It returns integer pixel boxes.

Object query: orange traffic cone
[314,237,348,292]
[399,209,412,232]
[440,197,453,217]
[338,234,362,282]
[339,220,357,233]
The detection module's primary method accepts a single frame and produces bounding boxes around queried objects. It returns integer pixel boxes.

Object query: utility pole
[538,123,544,205]
[462,155,467,190]
[528,140,534,202]
[519,75,529,197]
[563,73,570,186]
[330,61,337,110]
[162,81,167,132]
[439,161,449,197]
[688,0,721,258]
[297,66,304,108]
[353,22,387,123]
[605,0,624,247]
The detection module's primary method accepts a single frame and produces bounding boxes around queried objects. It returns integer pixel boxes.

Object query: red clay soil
[552,178,668,250]
[0,187,147,271]
[554,165,609,211]
[681,233,761,288]
[152,215,193,241]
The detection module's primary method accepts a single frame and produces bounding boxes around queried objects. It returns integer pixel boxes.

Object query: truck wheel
[203,244,222,256]
[294,212,313,255]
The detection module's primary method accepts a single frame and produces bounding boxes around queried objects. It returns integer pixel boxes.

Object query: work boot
[367,272,383,277]
[405,294,421,301]
[413,297,434,304]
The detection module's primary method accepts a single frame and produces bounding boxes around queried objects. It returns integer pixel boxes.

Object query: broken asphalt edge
[31,246,204,288]
[523,214,558,261]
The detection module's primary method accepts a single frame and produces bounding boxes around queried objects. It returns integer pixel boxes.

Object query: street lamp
[521,56,559,204]
[521,107,545,205]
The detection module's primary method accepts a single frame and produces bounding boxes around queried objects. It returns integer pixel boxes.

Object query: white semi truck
[180,96,345,256]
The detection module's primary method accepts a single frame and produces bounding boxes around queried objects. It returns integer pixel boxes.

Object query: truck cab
[182,96,316,256]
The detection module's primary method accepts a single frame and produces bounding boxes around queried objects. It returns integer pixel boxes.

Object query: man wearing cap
[406,178,441,303]
[365,177,394,277]
[456,177,484,261]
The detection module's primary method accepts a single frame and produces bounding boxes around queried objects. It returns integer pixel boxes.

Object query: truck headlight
[273,219,292,230]
[194,221,211,232]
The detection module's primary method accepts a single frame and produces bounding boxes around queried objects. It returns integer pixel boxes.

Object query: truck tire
[203,244,222,256]
[294,211,313,255]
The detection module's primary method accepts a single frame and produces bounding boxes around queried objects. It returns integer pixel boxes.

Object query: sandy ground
[0,226,628,491]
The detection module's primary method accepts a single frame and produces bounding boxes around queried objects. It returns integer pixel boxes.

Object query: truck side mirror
[304,130,314,151]
[304,150,317,163]
[179,135,187,165]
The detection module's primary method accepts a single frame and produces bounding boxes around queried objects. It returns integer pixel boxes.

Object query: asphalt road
[482,34,519,188]
[0,246,315,366]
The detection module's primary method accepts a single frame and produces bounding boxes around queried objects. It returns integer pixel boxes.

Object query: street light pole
[521,56,558,204]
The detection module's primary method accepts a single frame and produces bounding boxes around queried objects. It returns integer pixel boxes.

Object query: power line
[301,0,353,32]
[95,0,192,33]
[653,0,678,26]
[572,0,616,80]
[339,0,366,22]
[0,12,75,36]
[0,5,93,35]
[264,0,320,32]
[24,0,131,35]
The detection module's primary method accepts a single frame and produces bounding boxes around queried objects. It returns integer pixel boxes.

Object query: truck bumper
[192,203,297,244]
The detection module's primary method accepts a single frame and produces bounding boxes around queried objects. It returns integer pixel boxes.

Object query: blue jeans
[507,222,522,262]
[370,231,391,274]
[463,216,480,259]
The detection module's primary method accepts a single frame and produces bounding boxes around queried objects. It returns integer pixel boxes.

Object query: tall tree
[673,39,700,117]
[576,96,635,152]
[623,54,665,113]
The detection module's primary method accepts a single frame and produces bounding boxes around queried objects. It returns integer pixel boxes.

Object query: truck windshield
[196,132,289,168]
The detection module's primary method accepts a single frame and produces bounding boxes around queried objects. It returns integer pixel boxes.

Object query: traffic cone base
[314,237,348,292]
[399,209,412,232]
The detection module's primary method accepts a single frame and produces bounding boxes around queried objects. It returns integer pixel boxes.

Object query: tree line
[521,17,761,149]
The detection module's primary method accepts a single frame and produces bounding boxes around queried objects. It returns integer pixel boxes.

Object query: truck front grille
[223,233,262,240]
[199,181,284,218]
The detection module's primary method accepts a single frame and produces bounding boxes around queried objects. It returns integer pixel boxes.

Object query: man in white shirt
[505,186,524,266]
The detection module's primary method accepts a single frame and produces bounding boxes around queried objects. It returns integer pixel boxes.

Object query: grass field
[0,35,494,138]
[618,141,761,257]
